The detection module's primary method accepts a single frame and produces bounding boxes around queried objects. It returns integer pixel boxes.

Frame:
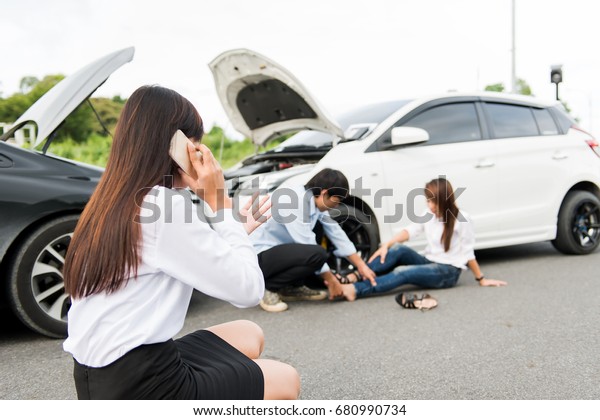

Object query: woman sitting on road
[341,177,507,309]
[62,85,299,400]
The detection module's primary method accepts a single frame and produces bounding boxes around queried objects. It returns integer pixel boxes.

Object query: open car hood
[1,47,135,149]
[209,49,343,147]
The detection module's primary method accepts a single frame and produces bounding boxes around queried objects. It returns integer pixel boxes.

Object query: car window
[532,108,559,135]
[485,103,539,138]
[277,100,409,150]
[551,105,577,133]
[401,103,482,145]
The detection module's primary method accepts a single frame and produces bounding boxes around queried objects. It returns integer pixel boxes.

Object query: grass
[44,130,284,169]
[48,134,113,167]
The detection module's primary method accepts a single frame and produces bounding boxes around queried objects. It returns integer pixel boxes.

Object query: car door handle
[552,153,568,160]
[475,159,495,168]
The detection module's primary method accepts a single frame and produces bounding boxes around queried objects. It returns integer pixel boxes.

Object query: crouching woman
[62,85,299,400]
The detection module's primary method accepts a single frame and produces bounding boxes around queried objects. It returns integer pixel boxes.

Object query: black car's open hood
[1,47,135,150]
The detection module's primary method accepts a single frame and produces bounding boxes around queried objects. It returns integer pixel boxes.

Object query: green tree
[0,92,32,121]
[89,97,124,135]
[19,76,39,94]
[516,78,532,96]
[484,79,533,96]
[111,95,126,105]
[484,82,505,92]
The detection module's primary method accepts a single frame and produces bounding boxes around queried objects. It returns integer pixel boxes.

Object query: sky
[1,0,599,139]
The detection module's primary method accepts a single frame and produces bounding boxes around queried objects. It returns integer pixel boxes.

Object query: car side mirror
[335,123,377,146]
[390,127,429,147]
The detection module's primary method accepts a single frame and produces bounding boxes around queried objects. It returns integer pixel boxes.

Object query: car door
[371,99,504,248]
[480,101,574,242]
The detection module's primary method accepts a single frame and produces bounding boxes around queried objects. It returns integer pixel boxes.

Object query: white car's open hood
[1,47,135,149]
[209,49,343,147]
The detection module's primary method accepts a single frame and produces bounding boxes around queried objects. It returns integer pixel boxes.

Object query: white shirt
[404,210,476,269]
[63,186,264,367]
[251,185,357,274]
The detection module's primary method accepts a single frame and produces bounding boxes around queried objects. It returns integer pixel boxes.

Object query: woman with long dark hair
[63,85,299,399]
[341,178,506,308]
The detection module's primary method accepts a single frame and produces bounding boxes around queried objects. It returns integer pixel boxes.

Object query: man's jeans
[353,245,461,298]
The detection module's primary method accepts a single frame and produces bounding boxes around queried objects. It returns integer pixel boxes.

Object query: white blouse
[63,186,264,367]
[404,210,476,269]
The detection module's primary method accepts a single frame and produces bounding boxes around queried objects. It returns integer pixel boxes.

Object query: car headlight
[235,164,316,196]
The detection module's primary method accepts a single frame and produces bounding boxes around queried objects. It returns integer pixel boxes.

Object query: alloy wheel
[30,233,72,323]
[571,202,600,250]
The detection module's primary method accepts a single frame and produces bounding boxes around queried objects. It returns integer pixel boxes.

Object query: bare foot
[341,284,357,302]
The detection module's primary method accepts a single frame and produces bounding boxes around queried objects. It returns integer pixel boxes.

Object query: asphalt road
[1,241,598,400]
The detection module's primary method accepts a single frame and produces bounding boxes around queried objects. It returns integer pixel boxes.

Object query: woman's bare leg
[254,359,301,400]
[206,320,264,359]
[207,320,300,399]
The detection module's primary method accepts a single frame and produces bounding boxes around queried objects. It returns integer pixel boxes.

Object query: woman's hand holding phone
[178,142,232,212]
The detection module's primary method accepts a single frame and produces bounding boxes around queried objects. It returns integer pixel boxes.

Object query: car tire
[6,214,78,338]
[552,190,600,255]
[326,204,380,272]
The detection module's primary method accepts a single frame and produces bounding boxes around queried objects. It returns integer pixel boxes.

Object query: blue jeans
[353,245,462,298]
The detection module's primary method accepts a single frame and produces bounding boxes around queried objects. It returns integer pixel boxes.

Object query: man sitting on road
[250,168,376,312]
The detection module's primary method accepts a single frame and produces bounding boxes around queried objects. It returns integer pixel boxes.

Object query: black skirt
[73,330,264,400]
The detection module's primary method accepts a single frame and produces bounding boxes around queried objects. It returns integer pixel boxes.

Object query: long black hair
[425,178,460,252]
[64,85,204,298]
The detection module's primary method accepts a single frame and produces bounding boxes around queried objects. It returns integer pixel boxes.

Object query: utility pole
[511,0,517,93]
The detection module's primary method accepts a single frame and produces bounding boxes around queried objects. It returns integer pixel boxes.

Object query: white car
[211,49,600,260]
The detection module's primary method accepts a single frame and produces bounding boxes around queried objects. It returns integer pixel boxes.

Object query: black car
[0,47,134,337]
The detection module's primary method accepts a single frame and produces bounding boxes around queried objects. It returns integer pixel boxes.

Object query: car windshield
[273,100,410,150]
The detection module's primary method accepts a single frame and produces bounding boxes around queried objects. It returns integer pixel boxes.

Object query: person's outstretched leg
[344,245,430,284]
[347,262,460,299]
[368,245,430,274]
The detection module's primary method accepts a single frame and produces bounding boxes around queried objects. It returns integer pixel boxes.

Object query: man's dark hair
[305,168,349,199]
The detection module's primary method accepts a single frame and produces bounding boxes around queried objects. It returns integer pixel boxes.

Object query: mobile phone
[169,129,200,178]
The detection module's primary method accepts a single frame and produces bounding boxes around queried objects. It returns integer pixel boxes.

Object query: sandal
[342,270,363,284]
[395,292,438,311]
[333,272,353,285]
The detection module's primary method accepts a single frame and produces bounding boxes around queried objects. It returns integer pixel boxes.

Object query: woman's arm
[466,259,507,287]
[368,229,410,263]
[385,229,410,248]
[153,191,265,308]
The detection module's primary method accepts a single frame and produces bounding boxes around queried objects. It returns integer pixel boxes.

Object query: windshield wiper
[269,144,331,152]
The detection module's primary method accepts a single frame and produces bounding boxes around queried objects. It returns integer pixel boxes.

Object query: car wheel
[6,214,78,338]
[552,191,600,255]
[326,204,380,272]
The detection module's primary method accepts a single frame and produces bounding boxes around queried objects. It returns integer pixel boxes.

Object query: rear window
[485,103,538,138]
[551,105,577,133]
[532,108,559,135]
